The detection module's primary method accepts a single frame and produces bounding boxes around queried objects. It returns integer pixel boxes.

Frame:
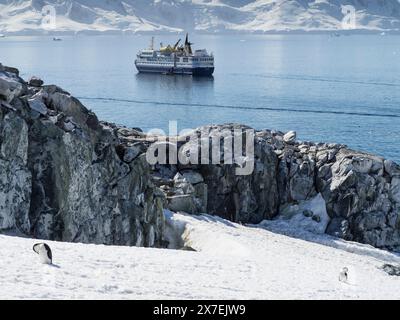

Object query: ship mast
[185,33,193,55]
[150,36,154,50]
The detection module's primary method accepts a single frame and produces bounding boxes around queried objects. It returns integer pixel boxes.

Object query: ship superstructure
[135,34,214,76]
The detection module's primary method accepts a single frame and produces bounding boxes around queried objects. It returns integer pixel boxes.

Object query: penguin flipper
[44,243,52,261]
[33,243,41,254]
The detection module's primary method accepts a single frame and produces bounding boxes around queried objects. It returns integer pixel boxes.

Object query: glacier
[0,0,399,35]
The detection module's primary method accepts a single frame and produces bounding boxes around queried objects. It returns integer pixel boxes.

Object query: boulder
[0,73,24,103]
[352,156,373,174]
[3,66,19,76]
[122,143,144,163]
[181,170,204,185]
[167,194,198,213]
[28,98,48,115]
[385,160,400,177]
[283,130,296,143]
[326,218,352,239]
[382,264,400,276]
[28,76,44,87]
[62,120,75,132]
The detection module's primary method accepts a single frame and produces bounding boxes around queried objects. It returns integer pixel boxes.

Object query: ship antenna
[150,36,154,50]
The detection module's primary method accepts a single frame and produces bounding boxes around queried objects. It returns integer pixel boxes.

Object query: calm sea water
[0,34,399,162]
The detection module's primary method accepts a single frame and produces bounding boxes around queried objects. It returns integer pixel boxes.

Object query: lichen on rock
[1,63,400,252]
[0,64,164,247]
[122,124,400,251]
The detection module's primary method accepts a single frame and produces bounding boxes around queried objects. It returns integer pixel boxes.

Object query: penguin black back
[33,243,53,264]
[339,267,349,283]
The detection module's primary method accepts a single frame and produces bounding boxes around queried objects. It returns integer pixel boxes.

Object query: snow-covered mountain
[1,211,399,299]
[0,0,399,35]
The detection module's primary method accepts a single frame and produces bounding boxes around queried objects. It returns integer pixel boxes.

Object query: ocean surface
[0,34,399,162]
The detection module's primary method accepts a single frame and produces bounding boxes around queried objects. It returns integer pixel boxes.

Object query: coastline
[1,63,399,251]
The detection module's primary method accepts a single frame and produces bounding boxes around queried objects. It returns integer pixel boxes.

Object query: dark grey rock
[167,194,198,213]
[312,215,321,223]
[0,72,24,103]
[62,120,75,132]
[3,66,19,76]
[2,62,400,252]
[381,264,400,276]
[326,218,352,240]
[28,98,48,115]
[390,177,400,203]
[0,64,165,248]
[149,126,400,250]
[122,144,144,163]
[0,112,31,233]
[28,76,44,87]
[385,160,400,177]
[303,210,313,217]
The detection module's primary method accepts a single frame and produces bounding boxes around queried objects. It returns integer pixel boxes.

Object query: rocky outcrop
[116,124,400,251]
[0,63,164,247]
[277,140,400,250]
[1,62,399,251]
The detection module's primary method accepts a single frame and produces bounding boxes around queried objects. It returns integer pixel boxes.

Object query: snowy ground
[1,211,399,300]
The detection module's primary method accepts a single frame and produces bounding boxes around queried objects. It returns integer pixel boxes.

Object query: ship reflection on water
[131,73,216,131]
[134,72,215,97]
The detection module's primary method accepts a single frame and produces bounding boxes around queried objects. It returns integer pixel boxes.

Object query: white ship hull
[135,63,214,76]
[135,34,214,77]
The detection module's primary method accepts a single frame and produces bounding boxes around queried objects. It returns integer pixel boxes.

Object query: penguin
[339,267,348,283]
[33,243,53,265]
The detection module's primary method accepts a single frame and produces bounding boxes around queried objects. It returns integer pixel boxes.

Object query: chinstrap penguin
[339,267,348,283]
[33,243,53,265]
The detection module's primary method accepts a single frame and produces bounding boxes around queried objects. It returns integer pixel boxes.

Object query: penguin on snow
[339,267,348,283]
[33,243,53,265]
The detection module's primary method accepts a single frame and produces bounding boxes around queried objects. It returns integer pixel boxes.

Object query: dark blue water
[1,34,399,162]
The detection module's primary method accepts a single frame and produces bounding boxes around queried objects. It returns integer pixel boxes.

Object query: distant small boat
[53,37,62,41]
[0,34,5,38]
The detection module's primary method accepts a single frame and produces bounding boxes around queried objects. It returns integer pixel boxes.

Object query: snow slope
[1,211,399,300]
[0,0,399,35]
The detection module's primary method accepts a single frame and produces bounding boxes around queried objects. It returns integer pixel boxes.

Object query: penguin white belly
[33,243,53,265]
[339,272,347,283]
[339,267,349,283]
[38,250,52,264]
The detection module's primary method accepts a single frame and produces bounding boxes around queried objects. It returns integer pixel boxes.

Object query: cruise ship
[134,34,214,76]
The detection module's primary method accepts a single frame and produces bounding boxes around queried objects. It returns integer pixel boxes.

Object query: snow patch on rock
[261,193,330,234]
